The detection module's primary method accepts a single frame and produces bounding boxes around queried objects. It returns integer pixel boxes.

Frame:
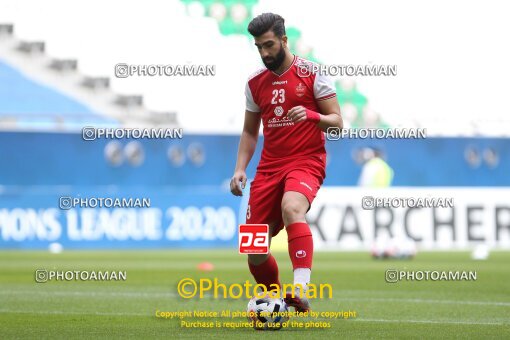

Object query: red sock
[286,222,313,270]
[248,254,281,291]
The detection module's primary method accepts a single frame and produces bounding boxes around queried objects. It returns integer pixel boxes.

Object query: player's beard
[262,43,286,72]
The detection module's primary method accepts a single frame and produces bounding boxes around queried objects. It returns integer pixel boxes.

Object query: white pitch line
[338,297,510,307]
[354,318,508,326]
[2,289,509,307]
[0,290,178,298]
[0,309,147,317]
[0,309,507,326]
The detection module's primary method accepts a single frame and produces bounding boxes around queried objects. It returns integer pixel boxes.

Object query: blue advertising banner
[1,131,509,249]
[0,186,241,249]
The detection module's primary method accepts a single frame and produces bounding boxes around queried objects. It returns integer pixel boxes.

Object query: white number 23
[271,89,285,104]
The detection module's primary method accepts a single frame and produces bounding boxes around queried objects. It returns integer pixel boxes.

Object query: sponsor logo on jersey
[267,116,294,128]
[274,106,284,116]
[295,82,306,97]
[272,80,288,85]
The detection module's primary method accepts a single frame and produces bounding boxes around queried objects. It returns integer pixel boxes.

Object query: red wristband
[306,108,321,123]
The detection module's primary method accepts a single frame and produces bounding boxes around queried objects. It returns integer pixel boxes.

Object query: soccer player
[230,13,342,312]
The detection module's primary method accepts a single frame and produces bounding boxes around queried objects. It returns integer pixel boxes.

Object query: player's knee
[282,200,306,222]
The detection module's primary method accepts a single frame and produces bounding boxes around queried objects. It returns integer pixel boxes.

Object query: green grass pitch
[1,250,509,339]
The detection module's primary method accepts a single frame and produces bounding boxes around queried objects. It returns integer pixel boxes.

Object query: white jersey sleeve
[313,73,337,101]
[245,81,261,113]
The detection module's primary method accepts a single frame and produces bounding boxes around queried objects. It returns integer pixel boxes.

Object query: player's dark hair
[248,13,286,38]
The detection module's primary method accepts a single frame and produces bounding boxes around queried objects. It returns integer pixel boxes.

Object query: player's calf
[285,222,314,312]
[248,253,269,265]
[248,253,281,291]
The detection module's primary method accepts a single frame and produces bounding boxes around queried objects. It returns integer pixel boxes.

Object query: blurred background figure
[357,147,394,188]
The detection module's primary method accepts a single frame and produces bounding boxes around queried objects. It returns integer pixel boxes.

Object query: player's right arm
[230,110,261,196]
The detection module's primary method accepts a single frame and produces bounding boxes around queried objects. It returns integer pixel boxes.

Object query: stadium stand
[0,0,508,135]
[0,0,383,132]
[0,59,117,130]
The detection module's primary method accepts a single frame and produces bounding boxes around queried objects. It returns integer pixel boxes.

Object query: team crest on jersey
[274,106,284,116]
[295,82,306,97]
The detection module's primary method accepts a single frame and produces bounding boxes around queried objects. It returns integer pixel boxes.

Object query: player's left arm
[286,97,343,132]
[316,97,343,131]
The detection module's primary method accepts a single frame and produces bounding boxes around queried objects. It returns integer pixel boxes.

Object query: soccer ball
[246,294,290,330]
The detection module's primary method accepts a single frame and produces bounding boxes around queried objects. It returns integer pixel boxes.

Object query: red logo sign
[239,224,269,254]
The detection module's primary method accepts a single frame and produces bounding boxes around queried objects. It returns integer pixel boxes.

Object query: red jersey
[245,55,336,172]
